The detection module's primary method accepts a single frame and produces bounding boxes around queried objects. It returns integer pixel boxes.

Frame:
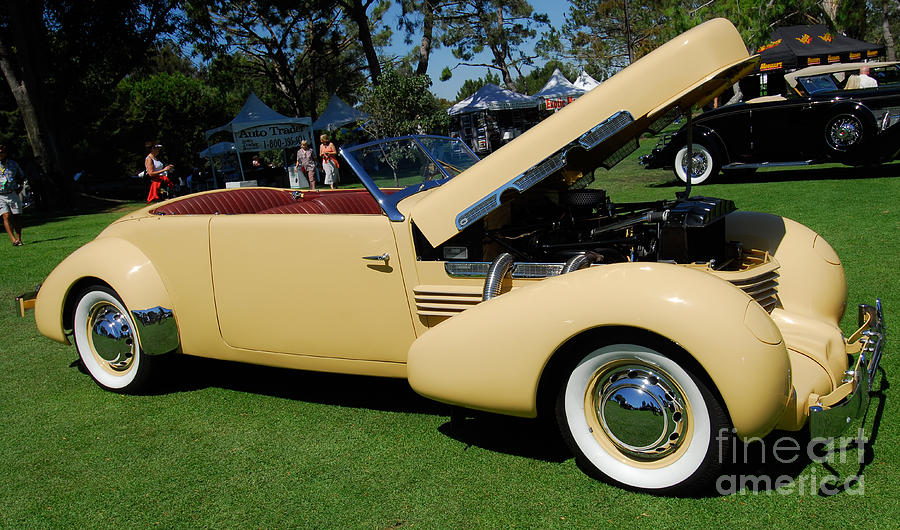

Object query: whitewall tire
[673,143,719,184]
[73,286,150,393]
[556,343,730,494]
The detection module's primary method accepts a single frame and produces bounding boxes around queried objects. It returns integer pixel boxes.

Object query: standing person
[0,144,24,246]
[319,134,339,190]
[145,142,174,203]
[295,140,317,191]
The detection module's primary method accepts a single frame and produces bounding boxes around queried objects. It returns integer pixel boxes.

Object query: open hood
[410,18,759,247]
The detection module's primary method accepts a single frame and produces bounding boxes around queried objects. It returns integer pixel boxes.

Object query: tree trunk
[344,0,382,84]
[416,0,435,75]
[0,0,67,184]
[883,0,897,60]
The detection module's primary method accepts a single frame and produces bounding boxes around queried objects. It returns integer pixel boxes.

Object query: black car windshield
[798,74,839,94]
[341,136,480,220]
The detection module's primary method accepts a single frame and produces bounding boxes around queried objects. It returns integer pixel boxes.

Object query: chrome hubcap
[828,117,861,149]
[591,364,687,460]
[88,302,135,371]
[681,151,708,178]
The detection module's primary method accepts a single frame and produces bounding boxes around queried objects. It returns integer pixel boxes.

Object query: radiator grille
[707,249,780,312]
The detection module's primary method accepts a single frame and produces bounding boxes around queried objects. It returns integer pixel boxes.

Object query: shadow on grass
[137,354,447,416]
[71,352,572,465]
[713,367,888,498]
[437,412,570,464]
[22,194,144,230]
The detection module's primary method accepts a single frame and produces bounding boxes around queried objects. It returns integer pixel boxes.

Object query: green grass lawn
[1,154,897,528]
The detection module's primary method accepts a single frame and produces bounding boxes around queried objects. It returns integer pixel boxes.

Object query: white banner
[234,123,308,152]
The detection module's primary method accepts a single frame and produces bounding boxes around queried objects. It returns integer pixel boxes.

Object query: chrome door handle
[362,253,390,262]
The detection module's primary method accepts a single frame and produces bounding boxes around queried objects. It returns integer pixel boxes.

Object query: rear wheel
[825,113,867,152]
[72,286,151,393]
[556,343,731,494]
[673,143,720,184]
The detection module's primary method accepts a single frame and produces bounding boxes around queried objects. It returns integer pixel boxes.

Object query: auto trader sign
[235,123,307,151]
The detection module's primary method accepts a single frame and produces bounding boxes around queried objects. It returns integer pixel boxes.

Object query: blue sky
[384,1,570,101]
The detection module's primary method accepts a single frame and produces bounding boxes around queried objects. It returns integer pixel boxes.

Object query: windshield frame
[340,135,480,221]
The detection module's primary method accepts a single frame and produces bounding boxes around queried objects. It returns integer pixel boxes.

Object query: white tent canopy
[204,93,315,186]
[312,95,369,131]
[573,70,601,91]
[198,141,235,158]
[534,69,586,99]
[447,84,540,116]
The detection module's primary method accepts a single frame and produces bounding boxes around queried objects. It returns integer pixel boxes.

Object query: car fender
[407,262,791,439]
[35,236,178,354]
[726,211,846,323]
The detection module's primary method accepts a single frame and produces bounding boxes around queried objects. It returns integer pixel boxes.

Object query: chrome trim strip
[130,306,179,356]
[445,262,565,279]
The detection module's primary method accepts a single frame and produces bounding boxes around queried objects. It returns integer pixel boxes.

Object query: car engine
[415,178,742,271]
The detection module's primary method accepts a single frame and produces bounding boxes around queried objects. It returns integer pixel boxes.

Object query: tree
[454,71,501,101]
[335,0,391,84]
[361,67,449,139]
[0,0,175,193]
[438,0,549,91]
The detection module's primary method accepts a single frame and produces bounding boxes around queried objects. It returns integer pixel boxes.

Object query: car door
[208,214,416,363]
[750,99,818,162]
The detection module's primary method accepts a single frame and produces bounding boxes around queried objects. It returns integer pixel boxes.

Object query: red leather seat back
[310,192,382,214]
[151,188,297,215]
[258,201,329,214]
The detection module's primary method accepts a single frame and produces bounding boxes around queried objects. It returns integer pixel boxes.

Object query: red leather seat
[310,192,382,214]
[151,188,297,215]
[258,201,329,214]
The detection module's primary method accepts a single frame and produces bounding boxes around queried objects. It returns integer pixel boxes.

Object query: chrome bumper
[809,299,886,439]
[15,287,39,318]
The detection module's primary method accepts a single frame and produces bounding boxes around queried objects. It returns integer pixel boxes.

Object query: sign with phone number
[234,124,310,152]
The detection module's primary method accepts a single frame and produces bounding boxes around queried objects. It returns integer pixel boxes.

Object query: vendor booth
[573,70,601,92]
[534,68,586,111]
[448,84,542,154]
[750,25,886,97]
[312,95,369,131]
[204,93,315,188]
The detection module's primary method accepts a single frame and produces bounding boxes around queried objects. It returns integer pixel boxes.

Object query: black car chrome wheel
[825,113,865,151]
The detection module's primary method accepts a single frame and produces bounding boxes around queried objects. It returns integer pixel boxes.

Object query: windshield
[798,74,839,95]
[341,136,479,221]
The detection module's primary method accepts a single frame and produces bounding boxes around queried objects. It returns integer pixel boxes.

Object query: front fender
[35,237,177,354]
[407,262,791,439]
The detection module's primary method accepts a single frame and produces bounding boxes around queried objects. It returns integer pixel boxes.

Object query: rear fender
[407,262,791,439]
[35,237,178,354]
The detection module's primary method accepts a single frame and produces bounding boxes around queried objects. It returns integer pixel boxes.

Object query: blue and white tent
[313,95,369,131]
[447,84,540,116]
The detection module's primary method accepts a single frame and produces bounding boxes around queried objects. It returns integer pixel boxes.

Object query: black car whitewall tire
[73,286,150,392]
[556,343,729,493]
[673,143,720,184]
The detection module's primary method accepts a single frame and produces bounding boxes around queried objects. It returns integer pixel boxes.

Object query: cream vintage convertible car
[24,19,885,494]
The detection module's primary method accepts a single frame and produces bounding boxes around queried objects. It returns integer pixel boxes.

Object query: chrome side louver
[413,285,484,317]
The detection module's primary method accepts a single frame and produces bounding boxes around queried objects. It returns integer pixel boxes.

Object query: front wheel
[72,286,152,393]
[556,343,731,494]
[673,143,720,184]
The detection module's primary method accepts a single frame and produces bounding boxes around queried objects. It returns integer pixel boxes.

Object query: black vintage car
[641,61,900,183]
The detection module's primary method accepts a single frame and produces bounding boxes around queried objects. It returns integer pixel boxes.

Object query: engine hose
[482,252,515,301]
[562,252,598,274]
